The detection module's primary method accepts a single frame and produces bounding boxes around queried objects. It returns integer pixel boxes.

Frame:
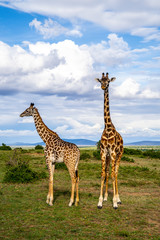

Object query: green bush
[35,145,43,150]
[3,164,43,183]
[121,156,135,163]
[124,148,160,159]
[55,163,67,170]
[0,143,12,151]
[3,149,47,183]
[123,148,142,156]
[96,140,101,150]
[143,149,160,159]
[80,152,91,160]
[93,150,101,160]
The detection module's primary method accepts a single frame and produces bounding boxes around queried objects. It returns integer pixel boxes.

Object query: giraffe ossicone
[96,72,123,209]
[20,103,80,207]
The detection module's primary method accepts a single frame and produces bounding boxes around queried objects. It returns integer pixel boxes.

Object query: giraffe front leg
[46,161,55,206]
[97,176,105,209]
[115,175,121,204]
[104,156,110,202]
[97,153,106,209]
[104,172,109,202]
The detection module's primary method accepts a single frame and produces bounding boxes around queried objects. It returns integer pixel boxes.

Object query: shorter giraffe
[20,103,80,207]
[96,73,123,209]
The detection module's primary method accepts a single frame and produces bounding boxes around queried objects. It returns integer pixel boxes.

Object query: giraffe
[95,73,123,209]
[20,103,80,207]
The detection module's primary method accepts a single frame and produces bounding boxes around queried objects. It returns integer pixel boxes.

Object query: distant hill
[125,141,160,146]
[6,140,160,147]
[9,139,97,147]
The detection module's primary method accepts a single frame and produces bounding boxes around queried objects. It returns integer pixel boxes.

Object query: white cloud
[54,117,102,139]
[29,18,82,39]
[0,39,94,95]
[140,88,160,99]
[82,34,131,67]
[18,118,34,123]
[131,27,160,42]
[0,34,159,99]
[113,77,160,99]
[0,129,36,137]
[1,0,160,38]
[113,78,140,98]
[0,34,139,97]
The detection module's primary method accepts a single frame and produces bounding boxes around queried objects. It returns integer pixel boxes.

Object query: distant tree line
[0,143,12,150]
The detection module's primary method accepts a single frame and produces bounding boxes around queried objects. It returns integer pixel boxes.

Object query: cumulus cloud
[113,78,140,98]
[82,34,131,67]
[0,39,94,96]
[113,78,160,99]
[1,34,140,97]
[54,117,102,139]
[0,34,159,99]
[29,18,82,39]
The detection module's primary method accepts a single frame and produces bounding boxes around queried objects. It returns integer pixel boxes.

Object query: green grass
[0,148,160,240]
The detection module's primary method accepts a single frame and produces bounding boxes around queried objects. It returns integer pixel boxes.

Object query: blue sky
[0,0,160,144]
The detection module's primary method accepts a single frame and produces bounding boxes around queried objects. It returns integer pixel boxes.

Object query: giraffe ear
[95,78,101,83]
[110,77,116,82]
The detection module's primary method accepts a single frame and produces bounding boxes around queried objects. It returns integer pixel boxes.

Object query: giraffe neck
[104,88,112,129]
[33,108,58,144]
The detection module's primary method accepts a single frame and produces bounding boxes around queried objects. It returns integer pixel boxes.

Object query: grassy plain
[0,147,160,240]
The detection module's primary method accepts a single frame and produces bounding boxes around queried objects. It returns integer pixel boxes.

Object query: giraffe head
[20,103,35,117]
[95,72,116,90]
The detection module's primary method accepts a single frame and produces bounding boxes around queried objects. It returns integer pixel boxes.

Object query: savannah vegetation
[0,145,160,239]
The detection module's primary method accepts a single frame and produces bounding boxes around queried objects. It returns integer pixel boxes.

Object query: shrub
[35,145,43,150]
[96,140,101,150]
[3,149,47,183]
[123,148,142,156]
[80,152,91,160]
[124,148,160,159]
[143,149,160,159]
[121,156,135,163]
[93,150,101,160]
[55,163,67,170]
[0,143,12,150]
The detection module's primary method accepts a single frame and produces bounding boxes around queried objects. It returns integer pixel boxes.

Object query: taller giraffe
[20,103,80,207]
[96,73,123,209]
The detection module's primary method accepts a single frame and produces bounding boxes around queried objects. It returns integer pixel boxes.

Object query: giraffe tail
[74,149,80,183]
[75,170,79,183]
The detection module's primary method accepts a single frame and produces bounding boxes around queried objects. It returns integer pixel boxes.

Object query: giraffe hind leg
[111,152,118,209]
[115,151,123,205]
[69,178,76,207]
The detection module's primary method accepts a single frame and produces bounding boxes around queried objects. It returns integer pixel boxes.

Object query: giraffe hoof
[113,206,118,210]
[97,205,102,209]
[75,201,79,206]
[69,201,73,207]
[118,201,122,205]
